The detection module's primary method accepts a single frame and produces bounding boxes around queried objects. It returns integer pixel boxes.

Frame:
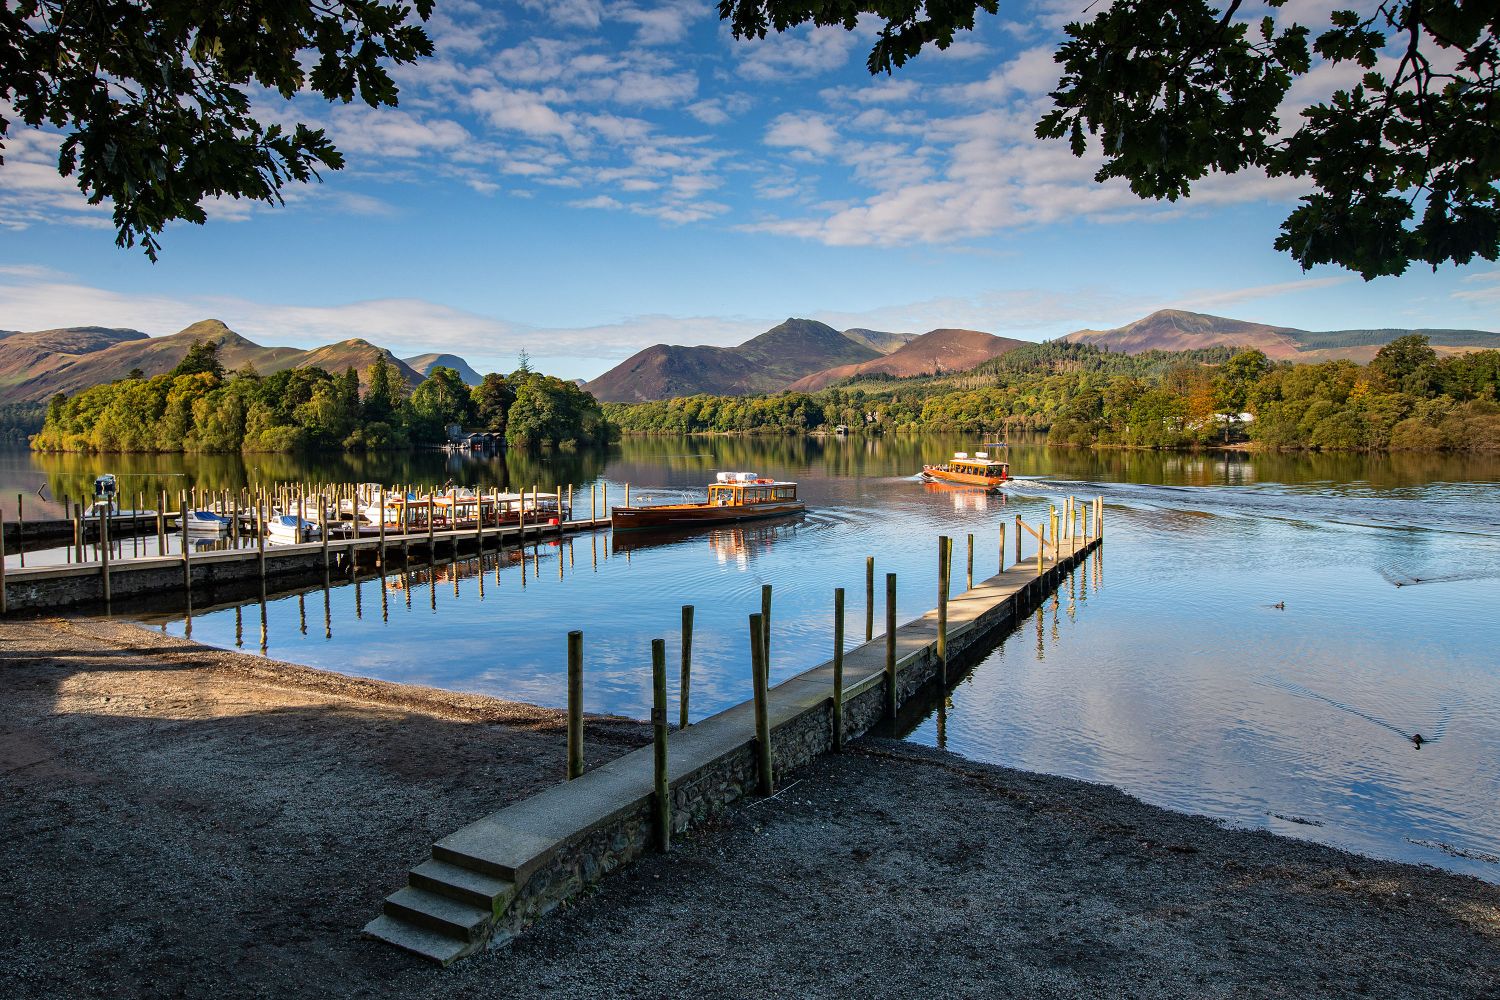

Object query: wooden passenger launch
[920,451,1010,488]
[610,473,805,532]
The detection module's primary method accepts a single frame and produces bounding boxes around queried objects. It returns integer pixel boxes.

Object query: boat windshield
[708,482,797,505]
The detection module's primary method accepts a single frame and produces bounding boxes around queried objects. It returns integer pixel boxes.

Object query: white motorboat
[265,514,320,544]
[176,510,231,535]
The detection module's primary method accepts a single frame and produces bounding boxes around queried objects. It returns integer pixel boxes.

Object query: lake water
[6,438,1499,881]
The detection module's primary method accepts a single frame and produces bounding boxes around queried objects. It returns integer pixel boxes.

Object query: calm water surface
[6,439,1499,881]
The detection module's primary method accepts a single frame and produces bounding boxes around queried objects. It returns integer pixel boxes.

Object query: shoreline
[4,614,1498,996]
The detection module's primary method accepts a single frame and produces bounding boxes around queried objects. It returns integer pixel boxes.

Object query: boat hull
[920,467,1007,488]
[611,501,805,532]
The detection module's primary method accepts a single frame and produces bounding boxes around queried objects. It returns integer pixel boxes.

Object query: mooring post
[602,482,608,522]
[937,536,949,685]
[832,587,844,751]
[865,555,875,642]
[179,488,190,590]
[1050,505,1059,561]
[624,482,630,508]
[999,521,1006,573]
[679,604,694,729]
[256,491,266,578]
[567,630,584,780]
[73,507,82,564]
[966,532,974,590]
[1036,523,1045,576]
[749,613,773,796]
[651,637,671,851]
[1097,495,1104,539]
[0,514,8,614]
[885,572,897,719]
[377,487,387,566]
[99,503,111,602]
[591,483,597,523]
[320,498,330,571]
[16,493,23,569]
[761,583,772,675]
[1014,514,1022,564]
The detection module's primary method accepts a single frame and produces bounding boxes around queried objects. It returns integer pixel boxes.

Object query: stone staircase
[365,857,517,964]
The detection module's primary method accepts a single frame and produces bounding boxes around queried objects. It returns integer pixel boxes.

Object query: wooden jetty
[366,500,1104,964]
[0,496,609,614]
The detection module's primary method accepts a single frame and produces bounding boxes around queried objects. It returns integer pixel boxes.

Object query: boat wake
[1004,477,1500,537]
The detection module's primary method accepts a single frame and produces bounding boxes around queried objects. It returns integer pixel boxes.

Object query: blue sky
[2,0,1496,380]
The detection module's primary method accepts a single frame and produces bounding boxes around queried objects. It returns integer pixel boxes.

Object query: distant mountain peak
[585,317,879,402]
[1064,309,1499,359]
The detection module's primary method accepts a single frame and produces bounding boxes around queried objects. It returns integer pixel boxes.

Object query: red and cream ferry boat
[610,472,805,532]
[920,451,1010,488]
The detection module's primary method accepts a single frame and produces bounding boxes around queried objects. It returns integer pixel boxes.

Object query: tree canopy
[720,1,1500,279]
[1,0,433,259]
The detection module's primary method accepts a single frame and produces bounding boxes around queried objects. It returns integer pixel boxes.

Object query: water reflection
[13,434,1497,884]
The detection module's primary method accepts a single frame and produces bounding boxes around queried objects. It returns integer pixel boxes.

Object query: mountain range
[787,328,1031,392]
[583,318,887,402]
[0,320,423,403]
[1063,309,1499,362]
[4,309,1496,408]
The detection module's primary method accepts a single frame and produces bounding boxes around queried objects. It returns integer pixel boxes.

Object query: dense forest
[605,338,1500,453]
[30,340,613,453]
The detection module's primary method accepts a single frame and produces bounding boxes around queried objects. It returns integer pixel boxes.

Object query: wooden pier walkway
[367,524,1104,964]
[0,516,611,614]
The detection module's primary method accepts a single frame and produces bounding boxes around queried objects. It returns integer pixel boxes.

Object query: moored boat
[265,514,320,544]
[610,472,805,532]
[920,451,1009,488]
[176,510,232,535]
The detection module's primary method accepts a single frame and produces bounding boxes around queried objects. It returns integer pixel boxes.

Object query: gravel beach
[3,617,1496,998]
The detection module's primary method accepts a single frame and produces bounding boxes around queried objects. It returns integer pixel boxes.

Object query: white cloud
[1453,270,1500,304]
[732,22,869,82]
[765,114,840,157]
[518,0,603,30]
[612,1,706,46]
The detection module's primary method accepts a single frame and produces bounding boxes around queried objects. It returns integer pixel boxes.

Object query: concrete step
[383,885,490,942]
[409,858,516,915]
[363,914,473,966]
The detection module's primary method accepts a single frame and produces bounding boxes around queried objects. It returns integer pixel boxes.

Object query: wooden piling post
[377,487,387,566]
[179,488,191,590]
[16,493,23,568]
[99,503,111,602]
[865,556,874,642]
[679,605,694,730]
[832,587,844,751]
[966,532,974,590]
[0,515,7,614]
[567,630,584,780]
[651,637,670,851]
[320,498,330,571]
[1014,514,1022,564]
[156,492,165,555]
[761,583,772,675]
[937,536,949,685]
[590,483,597,523]
[1050,505,1059,560]
[1037,523,1044,576]
[256,490,266,578]
[749,613,773,796]
[885,572,897,719]
[624,482,630,508]
[999,521,1006,573]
